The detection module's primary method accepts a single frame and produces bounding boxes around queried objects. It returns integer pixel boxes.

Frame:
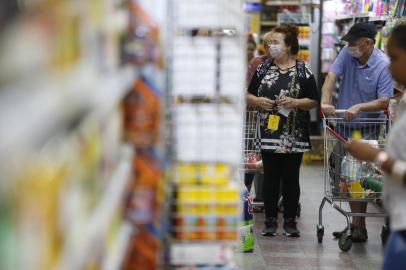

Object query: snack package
[239,189,254,253]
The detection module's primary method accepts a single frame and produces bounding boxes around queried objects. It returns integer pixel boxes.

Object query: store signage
[243,2,262,12]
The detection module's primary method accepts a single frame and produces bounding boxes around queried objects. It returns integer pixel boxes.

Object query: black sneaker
[283,218,300,237]
[262,217,278,236]
[332,224,354,239]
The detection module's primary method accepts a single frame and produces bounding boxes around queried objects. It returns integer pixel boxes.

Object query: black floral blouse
[248,60,319,153]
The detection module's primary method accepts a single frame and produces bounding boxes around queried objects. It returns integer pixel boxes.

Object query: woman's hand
[255,97,275,111]
[344,141,381,162]
[279,97,297,109]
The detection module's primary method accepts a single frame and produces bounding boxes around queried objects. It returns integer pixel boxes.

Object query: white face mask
[347,46,363,58]
[269,44,284,59]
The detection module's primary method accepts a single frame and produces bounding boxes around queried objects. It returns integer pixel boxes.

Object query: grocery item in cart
[239,188,254,253]
[340,148,383,198]
[341,154,365,198]
[361,175,383,193]
[245,153,262,170]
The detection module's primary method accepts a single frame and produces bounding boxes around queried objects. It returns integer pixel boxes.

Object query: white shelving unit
[170,243,235,266]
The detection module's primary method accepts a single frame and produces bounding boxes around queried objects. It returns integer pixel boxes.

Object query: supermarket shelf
[261,21,278,26]
[299,40,310,47]
[58,145,133,270]
[0,65,137,165]
[335,13,370,21]
[103,222,134,270]
[335,15,355,21]
[369,15,389,22]
[265,0,300,6]
[170,242,236,266]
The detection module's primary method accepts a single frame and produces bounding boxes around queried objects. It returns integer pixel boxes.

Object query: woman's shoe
[262,217,278,236]
[283,218,300,237]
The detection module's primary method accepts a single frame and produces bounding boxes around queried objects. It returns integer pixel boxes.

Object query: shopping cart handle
[325,109,386,114]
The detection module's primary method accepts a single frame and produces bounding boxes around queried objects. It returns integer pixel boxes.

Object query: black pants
[262,152,303,219]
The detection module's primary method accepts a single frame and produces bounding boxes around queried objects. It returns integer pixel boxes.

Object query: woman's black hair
[390,23,406,50]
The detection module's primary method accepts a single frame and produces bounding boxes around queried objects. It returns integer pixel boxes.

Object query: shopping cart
[242,110,264,211]
[317,110,390,252]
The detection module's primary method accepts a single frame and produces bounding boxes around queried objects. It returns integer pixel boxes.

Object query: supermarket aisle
[235,165,385,270]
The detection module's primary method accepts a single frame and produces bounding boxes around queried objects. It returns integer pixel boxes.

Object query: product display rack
[165,0,246,269]
[260,0,301,35]
[259,1,312,66]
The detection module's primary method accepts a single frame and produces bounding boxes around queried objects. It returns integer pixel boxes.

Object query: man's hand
[344,141,380,162]
[255,97,275,111]
[279,97,297,109]
[344,104,361,121]
[321,103,335,115]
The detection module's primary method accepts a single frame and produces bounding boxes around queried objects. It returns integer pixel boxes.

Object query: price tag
[267,115,280,131]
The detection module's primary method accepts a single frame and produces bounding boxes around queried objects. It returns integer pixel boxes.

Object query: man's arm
[320,72,337,113]
[354,98,390,112]
[344,98,389,121]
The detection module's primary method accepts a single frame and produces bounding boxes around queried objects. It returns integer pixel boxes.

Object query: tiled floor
[235,165,386,270]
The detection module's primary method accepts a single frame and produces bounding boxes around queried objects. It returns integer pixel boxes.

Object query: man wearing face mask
[321,22,394,242]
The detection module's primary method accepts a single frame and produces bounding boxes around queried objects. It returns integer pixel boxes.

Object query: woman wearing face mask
[247,25,319,237]
[343,24,406,269]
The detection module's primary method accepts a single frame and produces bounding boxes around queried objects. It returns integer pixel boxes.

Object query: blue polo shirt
[331,47,393,115]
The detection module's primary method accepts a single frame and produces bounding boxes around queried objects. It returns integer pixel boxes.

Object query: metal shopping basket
[243,110,262,173]
[317,110,390,252]
[242,110,264,211]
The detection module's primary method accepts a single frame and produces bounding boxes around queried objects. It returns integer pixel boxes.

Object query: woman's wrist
[376,152,406,185]
[390,161,406,185]
[254,96,261,108]
[293,98,300,108]
[374,151,389,166]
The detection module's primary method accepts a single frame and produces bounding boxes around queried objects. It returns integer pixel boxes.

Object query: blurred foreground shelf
[57,145,133,270]
[0,66,137,164]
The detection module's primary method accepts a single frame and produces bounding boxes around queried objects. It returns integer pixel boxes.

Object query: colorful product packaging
[239,189,254,253]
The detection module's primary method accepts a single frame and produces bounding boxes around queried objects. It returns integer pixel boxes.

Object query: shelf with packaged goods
[0,65,137,165]
[58,145,133,270]
[336,13,369,21]
[265,0,300,6]
[299,40,311,47]
[369,15,390,22]
[335,14,391,22]
[261,21,279,26]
